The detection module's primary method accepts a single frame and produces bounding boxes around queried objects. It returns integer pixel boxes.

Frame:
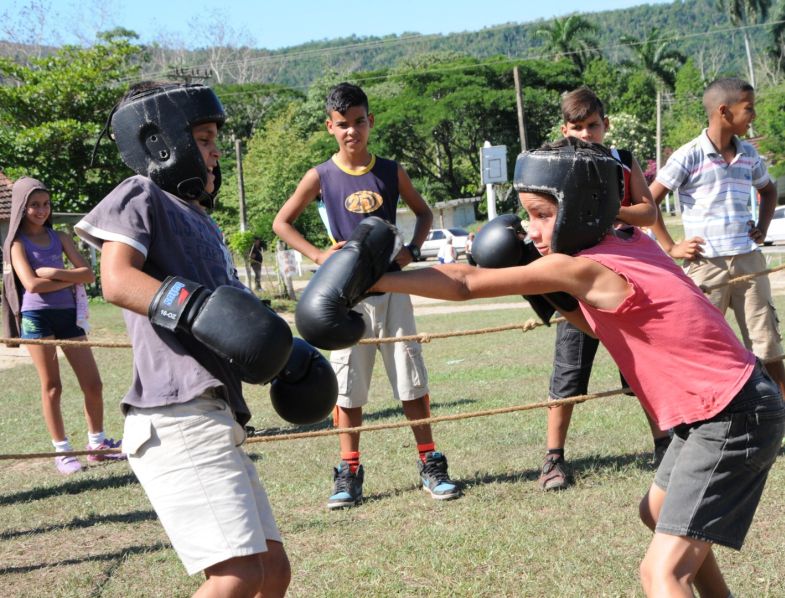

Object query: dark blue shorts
[20,309,85,340]
[654,361,785,549]
[549,321,632,399]
[549,321,600,399]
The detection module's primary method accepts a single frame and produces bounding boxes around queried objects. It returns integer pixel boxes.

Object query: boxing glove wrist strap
[148,275,209,332]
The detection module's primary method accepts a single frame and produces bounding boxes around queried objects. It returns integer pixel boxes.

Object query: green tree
[755,82,785,176]
[581,58,660,148]
[766,0,785,77]
[620,27,685,169]
[0,33,144,212]
[604,113,655,162]
[370,55,519,201]
[663,59,707,151]
[371,55,573,203]
[216,82,305,143]
[621,28,685,94]
[216,102,330,248]
[717,0,772,88]
[534,15,600,72]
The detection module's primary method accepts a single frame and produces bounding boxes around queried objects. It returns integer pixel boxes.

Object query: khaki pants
[686,250,783,361]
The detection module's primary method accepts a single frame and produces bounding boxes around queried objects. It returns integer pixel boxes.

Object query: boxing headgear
[513,138,621,255]
[110,84,225,207]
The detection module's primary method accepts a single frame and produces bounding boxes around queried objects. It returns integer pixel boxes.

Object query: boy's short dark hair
[325,82,369,116]
[561,86,605,123]
[703,78,754,116]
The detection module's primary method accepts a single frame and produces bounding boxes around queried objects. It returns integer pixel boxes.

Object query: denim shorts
[654,361,785,549]
[20,308,85,339]
[549,321,635,398]
[549,320,600,399]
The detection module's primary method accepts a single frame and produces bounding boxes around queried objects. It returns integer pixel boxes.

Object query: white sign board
[481,145,508,185]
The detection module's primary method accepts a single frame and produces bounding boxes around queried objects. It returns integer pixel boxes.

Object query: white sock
[53,438,73,453]
[87,431,106,448]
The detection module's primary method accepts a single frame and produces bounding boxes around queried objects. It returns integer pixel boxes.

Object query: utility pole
[234,135,248,232]
[655,90,672,214]
[483,140,498,220]
[233,135,251,288]
[513,66,527,152]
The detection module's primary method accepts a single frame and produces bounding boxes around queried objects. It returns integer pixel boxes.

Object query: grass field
[1,286,785,596]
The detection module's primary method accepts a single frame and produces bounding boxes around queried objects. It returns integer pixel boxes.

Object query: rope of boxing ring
[1,262,784,460]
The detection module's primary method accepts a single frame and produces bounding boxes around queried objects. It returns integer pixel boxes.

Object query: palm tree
[534,15,600,72]
[621,28,685,194]
[717,0,772,89]
[767,1,785,76]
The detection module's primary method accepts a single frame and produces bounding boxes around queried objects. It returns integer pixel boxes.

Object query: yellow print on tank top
[345,190,383,214]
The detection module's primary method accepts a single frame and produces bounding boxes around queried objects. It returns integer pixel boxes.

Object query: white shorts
[123,394,281,575]
[331,292,429,408]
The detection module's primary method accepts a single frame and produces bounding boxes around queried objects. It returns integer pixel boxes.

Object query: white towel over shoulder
[75,284,90,334]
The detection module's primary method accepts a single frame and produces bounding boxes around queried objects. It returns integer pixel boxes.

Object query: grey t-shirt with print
[76,175,252,424]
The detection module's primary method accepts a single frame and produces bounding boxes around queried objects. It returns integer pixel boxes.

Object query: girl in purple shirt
[3,177,123,474]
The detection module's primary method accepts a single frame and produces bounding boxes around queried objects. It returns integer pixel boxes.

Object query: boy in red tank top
[366,139,784,597]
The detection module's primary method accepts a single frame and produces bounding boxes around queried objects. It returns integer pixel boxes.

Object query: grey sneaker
[327,461,364,510]
[538,454,570,491]
[419,452,460,500]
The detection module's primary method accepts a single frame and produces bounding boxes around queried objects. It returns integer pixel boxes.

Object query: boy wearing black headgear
[76,82,303,596]
[361,139,784,598]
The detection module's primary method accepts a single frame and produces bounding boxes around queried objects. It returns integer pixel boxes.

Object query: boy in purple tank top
[363,139,784,597]
[274,82,460,509]
[2,177,123,475]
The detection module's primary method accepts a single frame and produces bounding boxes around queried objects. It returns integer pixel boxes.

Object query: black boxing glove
[148,276,293,383]
[269,338,338,425]
[473,215,578,324]
[295,216,401,350]
[472,214,529,268]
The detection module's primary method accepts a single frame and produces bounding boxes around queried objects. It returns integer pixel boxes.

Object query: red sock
[341,451,360,473]
[417,442,436,463]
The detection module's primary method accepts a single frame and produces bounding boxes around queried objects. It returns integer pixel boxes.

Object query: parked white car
[764,205,785,245]
[419,228,469,259]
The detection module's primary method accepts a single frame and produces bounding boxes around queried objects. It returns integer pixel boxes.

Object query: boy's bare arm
[100,241,161,316]
[648,181,704,259]
[751,181,777,243]
[273,169,343,264]
[396,165,433,267]
[617,158,656,227]
[647,181,675,251]
[374,254,630,311]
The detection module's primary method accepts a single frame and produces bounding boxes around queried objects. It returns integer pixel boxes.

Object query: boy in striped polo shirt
[650,77,785,396]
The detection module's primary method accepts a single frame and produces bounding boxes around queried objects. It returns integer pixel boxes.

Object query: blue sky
[2,0,672,49]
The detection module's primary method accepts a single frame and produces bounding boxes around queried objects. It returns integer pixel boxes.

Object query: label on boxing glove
[148,276,206,332]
